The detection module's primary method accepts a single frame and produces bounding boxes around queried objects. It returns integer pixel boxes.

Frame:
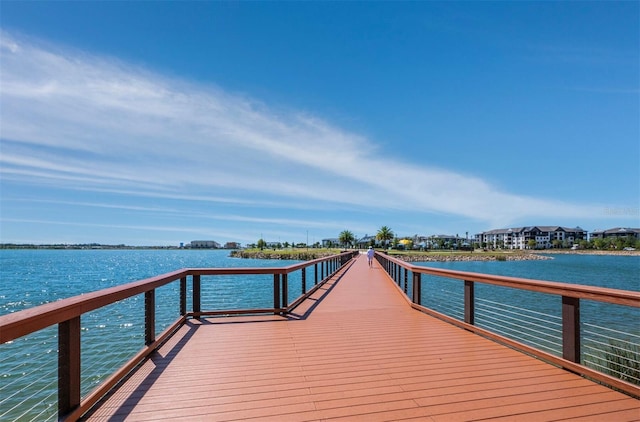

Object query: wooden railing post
[301,268,306,295]
[193,274,201,319]
[562,296,580,362]
[412,272,421,305]
[180,276,187,316]
[403,268,408,294]
[281,274,288,310]
[145,290,155,345]
[273,274,281,314]
[58,316,81,419]
[314,263,318,285]
[464,280,475,325]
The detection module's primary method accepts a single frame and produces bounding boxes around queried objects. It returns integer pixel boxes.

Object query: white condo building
[475,226,587,250]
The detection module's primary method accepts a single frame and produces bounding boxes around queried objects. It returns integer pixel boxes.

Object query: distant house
[356,235,378,248]
[224,242,242,249]
[190,240,221,249]
[475,226,587,250]
[321,238,340,248]
[590,227,640,240]
[426,234,467,249]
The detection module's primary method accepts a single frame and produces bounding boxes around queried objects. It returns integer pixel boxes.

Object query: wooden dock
[83,254,640,421]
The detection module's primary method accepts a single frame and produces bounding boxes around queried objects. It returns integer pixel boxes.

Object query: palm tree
[338,230,355,249]
[376,226,394,249]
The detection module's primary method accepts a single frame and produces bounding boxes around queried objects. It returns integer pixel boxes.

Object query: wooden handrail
[0,252,358,344]
[0,269,188,343]
[377,252,640,307]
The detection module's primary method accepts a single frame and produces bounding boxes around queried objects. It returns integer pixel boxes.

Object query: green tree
[376,226,394,248]
[527,239,537,249]
[257,238,266,250]
[338,230,355,249]
[624,236,636,248]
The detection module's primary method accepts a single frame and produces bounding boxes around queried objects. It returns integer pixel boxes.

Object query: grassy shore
[230,248,343,260]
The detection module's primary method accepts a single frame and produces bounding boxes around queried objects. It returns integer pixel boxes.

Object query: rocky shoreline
[386,252,552,262]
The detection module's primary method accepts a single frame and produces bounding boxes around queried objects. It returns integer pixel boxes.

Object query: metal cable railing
[424,286,464,320]
[0,331,58,422]
[475,297,563,355]
[583,322,640,385]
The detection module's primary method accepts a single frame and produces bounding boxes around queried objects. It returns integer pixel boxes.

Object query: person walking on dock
[367,246,374,268]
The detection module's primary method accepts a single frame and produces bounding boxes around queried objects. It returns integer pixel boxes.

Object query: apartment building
[475,226,587,250]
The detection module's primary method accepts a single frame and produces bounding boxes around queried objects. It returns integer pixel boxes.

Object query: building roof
[592,227,640,235]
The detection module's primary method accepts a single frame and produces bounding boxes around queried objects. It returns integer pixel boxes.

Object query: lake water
[1,249,638,421]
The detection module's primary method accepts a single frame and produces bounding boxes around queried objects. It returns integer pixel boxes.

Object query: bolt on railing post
[58,316,81,420]
[193,274,201,319]
[273,274,281,314]
[464,280,475,325]
[412,272,421,305]
[145,290,155,345]
[562,296,581,362]
[180,276,187,316]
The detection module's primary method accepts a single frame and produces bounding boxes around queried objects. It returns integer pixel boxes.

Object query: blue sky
[1,2,638,246]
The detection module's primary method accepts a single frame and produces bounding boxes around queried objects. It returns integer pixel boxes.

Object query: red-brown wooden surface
[84,254,640,421]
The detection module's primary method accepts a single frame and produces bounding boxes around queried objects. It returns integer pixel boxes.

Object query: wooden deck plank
[84,254,639,421]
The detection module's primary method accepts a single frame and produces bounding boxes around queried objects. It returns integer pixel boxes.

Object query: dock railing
[375,251,640,398]
[0,251,358,422]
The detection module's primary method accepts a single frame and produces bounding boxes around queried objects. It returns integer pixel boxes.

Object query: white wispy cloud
[0,31,611,229]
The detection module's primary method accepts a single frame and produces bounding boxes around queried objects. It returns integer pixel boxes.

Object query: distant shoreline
[231,248,639,262]
[2,245,637,259]
[231,250,554,262]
